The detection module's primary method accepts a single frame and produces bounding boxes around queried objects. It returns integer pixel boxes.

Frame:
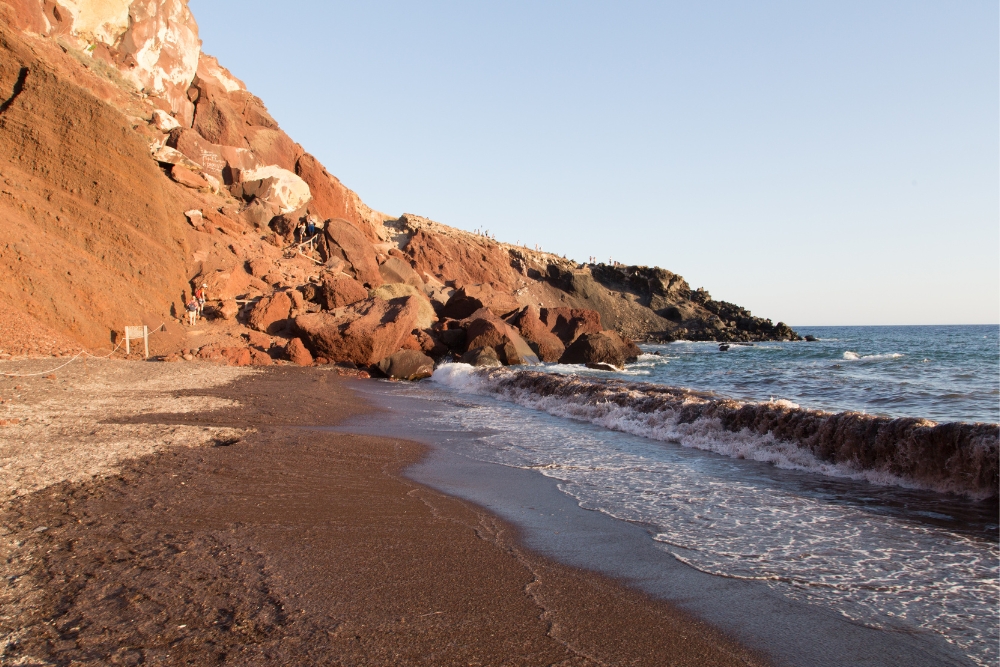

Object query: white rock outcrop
[29,0,202,124]
[240,166,312,215]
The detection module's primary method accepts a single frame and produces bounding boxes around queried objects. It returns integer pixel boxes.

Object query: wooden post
[124,326,149,359]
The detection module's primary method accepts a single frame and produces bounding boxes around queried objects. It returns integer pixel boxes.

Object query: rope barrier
[0,323,166,377]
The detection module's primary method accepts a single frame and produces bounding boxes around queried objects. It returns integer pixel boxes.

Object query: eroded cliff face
[0,0,796,360]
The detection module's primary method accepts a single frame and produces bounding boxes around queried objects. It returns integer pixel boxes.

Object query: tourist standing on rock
[296,220,306,244]
[306,216,317,239]
[195,283,207,315]
[185,298,199,326]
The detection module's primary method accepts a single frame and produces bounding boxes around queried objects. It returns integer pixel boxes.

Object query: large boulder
[324,218,382,287]
[236,165,312,215]
[285,338,313,366]
[319,274,369,310]
[247,291,292,334]
[506,305,565,363]
[294,296,421,366]
[197,264,268,301]
[441,284,520,319]
[559,331,639,369]
[463,308,539,366]
[372,284,436,329]
[460,346,502,367]
[376,350,435,381]
[540,307,603,344]
[378,256,424,289]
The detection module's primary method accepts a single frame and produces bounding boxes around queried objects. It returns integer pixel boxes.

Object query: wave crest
[431,364,999,499]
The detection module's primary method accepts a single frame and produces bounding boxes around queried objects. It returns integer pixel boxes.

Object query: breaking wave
[431,364,999,499]
[842,351,905,361]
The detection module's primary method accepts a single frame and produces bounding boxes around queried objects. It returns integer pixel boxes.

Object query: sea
[340,325,999,667]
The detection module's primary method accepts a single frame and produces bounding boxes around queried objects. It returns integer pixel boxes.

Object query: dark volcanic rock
[559,331,639,369]
[460,346,502,367]
[539,307,603,345]
[376,350,434,380]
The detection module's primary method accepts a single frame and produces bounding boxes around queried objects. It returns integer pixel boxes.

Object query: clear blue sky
[190,0,998,326]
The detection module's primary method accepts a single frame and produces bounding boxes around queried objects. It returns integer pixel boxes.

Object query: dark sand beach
[0,362,767,666]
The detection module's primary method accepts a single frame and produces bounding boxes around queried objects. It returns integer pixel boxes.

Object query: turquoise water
[556,325,999,424]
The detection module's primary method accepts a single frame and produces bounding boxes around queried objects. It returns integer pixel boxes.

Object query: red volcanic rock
[198,264,268,301]
[506,305,566,363]
[559,331,639,369]
[294,296,421,366]
[319,273,369,310]
[323,219,382,288]
[169,164,210,190]
[463,308,539,366]
[405,226,520,293]
[216,299,239,320]
[168,128,228,180]
[247,291,291,334]
[245,330,272,350]
[249,348,273,366]
[296,153,382,241]
[245,127,301,173]
[442,284,520,320]
[378,257,424,289]
[540,307,603,344]
[285,337,313,366]
[376,350,435,381]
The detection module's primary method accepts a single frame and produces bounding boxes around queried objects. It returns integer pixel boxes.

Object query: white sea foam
[430,364,960,494]
[412,373,999,666]
[843,351,905,361]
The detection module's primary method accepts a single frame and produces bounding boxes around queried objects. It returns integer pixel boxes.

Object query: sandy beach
[0,359,767,666]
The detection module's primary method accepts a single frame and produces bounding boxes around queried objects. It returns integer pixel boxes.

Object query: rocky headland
[0,1,798,377]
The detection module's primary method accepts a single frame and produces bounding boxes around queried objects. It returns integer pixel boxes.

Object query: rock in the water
[463,309,539,366]
[585,362,619,372]
[294,296,421,366]
[559,331,637,368]
[247,291,292,334]
[805,335,818,342]
[319,274,369,310]
[378,257,424,289]
[372,284,436,329]
[285,337,313,366]
[376,350,435,380]
[460,346,502,367]
[506,305,566,362]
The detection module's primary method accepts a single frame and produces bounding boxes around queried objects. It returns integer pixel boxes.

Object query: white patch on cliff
[240,165,312,215]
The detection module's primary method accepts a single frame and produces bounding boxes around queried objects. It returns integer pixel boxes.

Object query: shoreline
[338,379,982,667]
[1,361,767,666]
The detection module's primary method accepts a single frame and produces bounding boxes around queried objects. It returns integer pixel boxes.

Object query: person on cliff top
[185,298,199,326]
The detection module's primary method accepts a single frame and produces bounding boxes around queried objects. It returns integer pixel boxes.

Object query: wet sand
[1,363,767,666]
